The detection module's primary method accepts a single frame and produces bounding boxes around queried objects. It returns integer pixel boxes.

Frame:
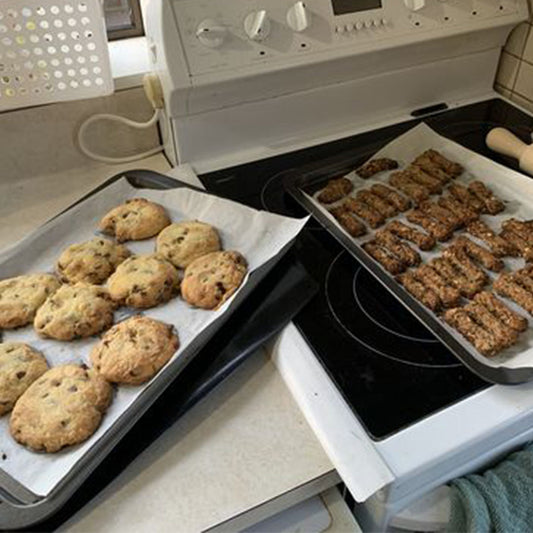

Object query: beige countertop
[0,153,337,532]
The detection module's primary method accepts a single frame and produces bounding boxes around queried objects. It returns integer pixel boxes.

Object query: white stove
[144,1,533,530]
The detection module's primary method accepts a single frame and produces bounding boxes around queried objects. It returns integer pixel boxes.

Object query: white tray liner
[0,178,308,496]
[305,123,533,372]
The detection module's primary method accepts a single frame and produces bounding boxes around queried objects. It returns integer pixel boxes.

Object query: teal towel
[447,442,533,533]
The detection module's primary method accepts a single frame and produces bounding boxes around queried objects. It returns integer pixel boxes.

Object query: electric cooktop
[201,98,533,440]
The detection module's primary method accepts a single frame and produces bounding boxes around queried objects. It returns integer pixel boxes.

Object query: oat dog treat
[34,283,115,340]
[317,177,353,203]
[0,273,60,329]
[56,237,130,284]
[414,149,464,178]
[356,158,399,179]
[91,316,179,385]
[99,198,170,242]
[444,308,502,357]
[343,198,385,228]
[182,251,248,310]
[0,343,48,416]
[362,242,406,275]
[397,272,441,311]
[355,190,398,218]
[386,221,436,251]
[10,364,112,453]
[156,221,221,269]
[108,254,179,308]
[329,206,367,237]
[370,184,411,212]
[389,171,432,203]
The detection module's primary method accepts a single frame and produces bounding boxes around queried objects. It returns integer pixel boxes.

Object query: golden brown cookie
[156,221,221,269]
[56,237,130,284]
[91,316,179,385]
[99,198,170,242]
[0,343,48,416]
[0,273,60,329]
[10,364,112,453]
[107,254,179,308]
[181,251,248,310]
[34,283,115,340]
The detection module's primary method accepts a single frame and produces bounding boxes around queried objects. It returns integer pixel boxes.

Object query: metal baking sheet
[0,170,307,529]
[284,123,533,385]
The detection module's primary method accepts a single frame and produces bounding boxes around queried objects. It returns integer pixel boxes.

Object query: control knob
[196,19,227,48]
[287,2,311,33]
[404,0,426,10]
[244,10,271,41]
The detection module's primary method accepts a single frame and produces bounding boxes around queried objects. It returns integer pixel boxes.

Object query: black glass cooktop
[200,98,533,440]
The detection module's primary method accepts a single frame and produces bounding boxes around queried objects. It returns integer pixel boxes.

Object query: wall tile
[495,5,533,111]
[504,22,530,56]
[515,60,533,98]
[495,52,521,89]
[494,84,513,98]
[506,91,533,113]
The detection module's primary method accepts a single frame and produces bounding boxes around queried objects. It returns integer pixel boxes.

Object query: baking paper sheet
[0,178,308,496]
[305,123,533,372]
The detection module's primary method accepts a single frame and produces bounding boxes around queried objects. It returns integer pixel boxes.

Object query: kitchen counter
[0,153,339,531]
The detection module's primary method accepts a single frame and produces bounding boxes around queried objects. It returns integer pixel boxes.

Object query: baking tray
[0,170,314,530]
[283,154,533,386]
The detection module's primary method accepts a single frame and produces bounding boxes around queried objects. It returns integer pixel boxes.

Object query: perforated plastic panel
[0,0,113,112]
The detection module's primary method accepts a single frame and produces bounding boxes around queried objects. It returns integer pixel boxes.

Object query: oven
[198,98,533,530]
[144,0,533,530]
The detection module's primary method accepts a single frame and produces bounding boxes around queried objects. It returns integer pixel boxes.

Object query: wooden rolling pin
[486,127,533,175]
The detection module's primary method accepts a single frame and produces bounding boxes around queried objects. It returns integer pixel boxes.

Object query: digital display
[332,0,382,16]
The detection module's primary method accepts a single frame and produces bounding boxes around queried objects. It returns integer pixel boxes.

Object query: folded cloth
[447,442,533,533]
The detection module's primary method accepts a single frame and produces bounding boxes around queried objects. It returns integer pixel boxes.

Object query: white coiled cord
[77,108,164,164]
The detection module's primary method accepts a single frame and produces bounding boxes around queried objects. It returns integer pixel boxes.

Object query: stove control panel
[168,0,526,76]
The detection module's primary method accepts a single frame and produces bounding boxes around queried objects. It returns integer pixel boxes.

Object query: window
[103,0,144,41]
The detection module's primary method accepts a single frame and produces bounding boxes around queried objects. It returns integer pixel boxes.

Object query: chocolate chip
[68,385,78,392]
[2,453,7,460]
[16,371,26,379]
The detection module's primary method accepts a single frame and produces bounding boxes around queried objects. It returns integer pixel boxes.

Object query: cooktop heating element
[201,97,533,439]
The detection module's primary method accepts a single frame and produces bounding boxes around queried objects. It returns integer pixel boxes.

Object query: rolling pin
[486,127,533,175]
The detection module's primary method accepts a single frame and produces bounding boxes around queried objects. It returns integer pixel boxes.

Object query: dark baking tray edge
[282,164,533,386]
[0,170,302,529]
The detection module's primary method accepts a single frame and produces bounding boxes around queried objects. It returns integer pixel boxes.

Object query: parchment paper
[305,123,533,372]
[0,178,308,496]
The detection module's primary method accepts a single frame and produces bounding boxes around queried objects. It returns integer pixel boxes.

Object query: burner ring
[260,172,323,229]
[325,251,461,369]
[352,268,438,343]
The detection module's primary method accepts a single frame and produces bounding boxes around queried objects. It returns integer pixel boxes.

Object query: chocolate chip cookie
[99,198,170,242]
[91,315,179,385]
[0,273,61,329]
[156,221,221,269]
[107,254,179,308]
[10,364,112,452]
[0,343,48,416]
[56,237,130,284]
[34,283,115,340]
[181,251,247,310]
